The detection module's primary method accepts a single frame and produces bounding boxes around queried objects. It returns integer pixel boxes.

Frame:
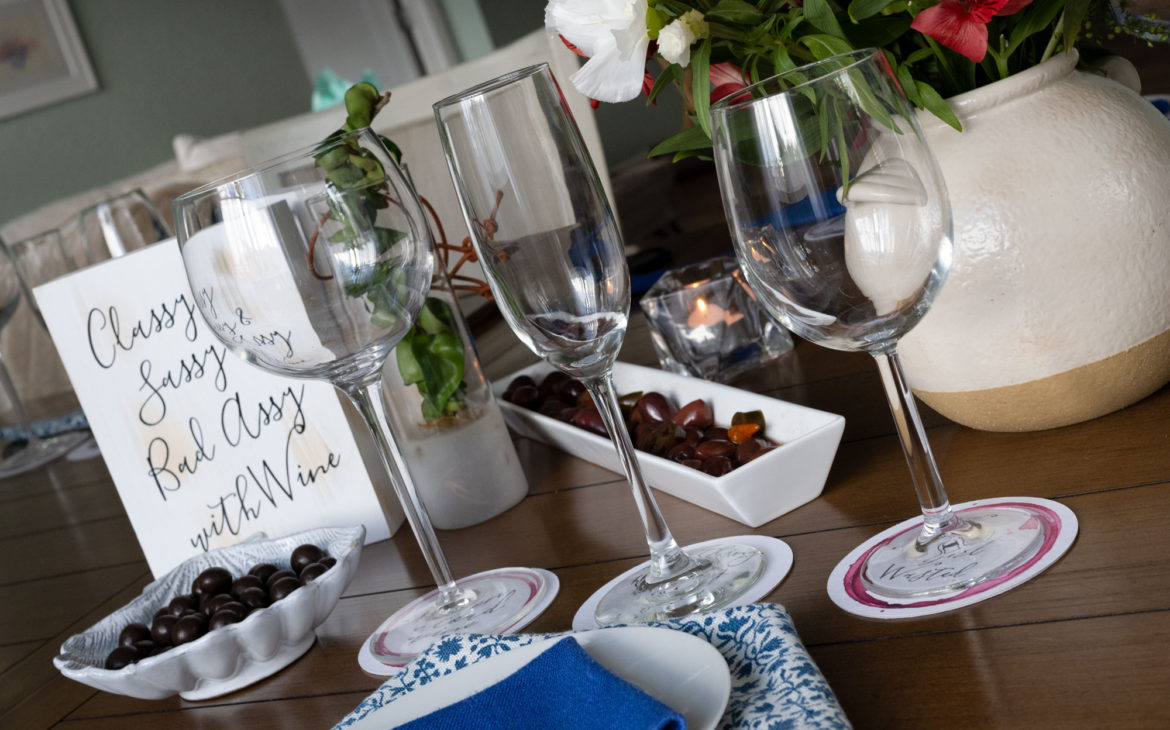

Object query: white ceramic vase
[899,51,1170,431]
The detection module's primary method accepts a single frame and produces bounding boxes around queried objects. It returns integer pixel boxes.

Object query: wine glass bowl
[437,64,771,626]
[77,189,171,264]
[711,50,1048,603]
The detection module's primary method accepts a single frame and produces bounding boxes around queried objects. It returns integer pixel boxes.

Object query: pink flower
[709,62,749,103]
[911,0,1032,63]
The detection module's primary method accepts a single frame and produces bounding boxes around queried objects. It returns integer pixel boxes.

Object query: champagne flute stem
[872,349,961,542]
[345,381,467,609]
[0,352,41,447]
[586,374,701,584]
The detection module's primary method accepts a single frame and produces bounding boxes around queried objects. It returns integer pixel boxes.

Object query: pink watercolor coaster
[827,497,1077,619]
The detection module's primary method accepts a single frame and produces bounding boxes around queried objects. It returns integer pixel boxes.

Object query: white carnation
[657,18,698,67]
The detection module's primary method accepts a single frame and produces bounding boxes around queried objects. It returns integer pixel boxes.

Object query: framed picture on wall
[0,0,97,121]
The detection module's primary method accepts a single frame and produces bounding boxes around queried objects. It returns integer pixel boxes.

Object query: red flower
[710,62,750,103]
[911,0,1032,63]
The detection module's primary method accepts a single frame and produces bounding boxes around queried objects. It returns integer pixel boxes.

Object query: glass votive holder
[640,256,793,382]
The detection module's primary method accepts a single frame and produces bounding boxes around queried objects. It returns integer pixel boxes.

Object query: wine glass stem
[873,349,960,540]
[344,381,465,608]
[586,374,699,584]
[0,352,41,447]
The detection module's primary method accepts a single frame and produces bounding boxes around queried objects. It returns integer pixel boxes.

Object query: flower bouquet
[545,0,1150,158]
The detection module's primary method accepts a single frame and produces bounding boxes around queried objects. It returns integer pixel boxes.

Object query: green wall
[476,0,686,169]
[0,0,310,228]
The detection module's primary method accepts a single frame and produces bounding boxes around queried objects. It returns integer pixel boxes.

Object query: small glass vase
[379,265,527,530]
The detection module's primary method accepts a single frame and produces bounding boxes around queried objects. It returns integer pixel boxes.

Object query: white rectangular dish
[492,362,845,527]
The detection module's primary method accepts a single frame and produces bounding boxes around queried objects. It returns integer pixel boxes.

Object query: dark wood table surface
[1,301,1168,728]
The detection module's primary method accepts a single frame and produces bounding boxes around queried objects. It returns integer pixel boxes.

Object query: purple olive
[672,399,714,430]
[702,455,734,476]
[508,384,541,409]
[694,439,736,460]
[632,392,675,425]
[637,421,685,456]
[571,407,608,436]
[667,442,695,463]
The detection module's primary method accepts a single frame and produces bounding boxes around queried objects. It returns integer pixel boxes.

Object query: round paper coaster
[66,436,102,461]
[572,535,794,631]
[828,497,1077,619]
[357,567,559,676]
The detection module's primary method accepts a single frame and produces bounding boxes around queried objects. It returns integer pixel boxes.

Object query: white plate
[494,361,845,527]
[347,626,730,730]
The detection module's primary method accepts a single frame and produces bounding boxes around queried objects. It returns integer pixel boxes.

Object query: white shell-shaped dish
[493,362,845,527]
[54,525,364,700]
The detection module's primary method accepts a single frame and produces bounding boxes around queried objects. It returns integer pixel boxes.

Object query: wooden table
[1,299,1168,728]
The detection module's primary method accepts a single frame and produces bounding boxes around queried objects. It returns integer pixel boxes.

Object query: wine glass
[76,189,171,264]
[709,49,1048,603]
[173,128,556,667]
[435,64,770,626]
[0,233,89,475]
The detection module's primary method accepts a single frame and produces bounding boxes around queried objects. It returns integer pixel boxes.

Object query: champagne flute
[0,234,89,475]
[709,50,1048,603]
[436,64,771,626]
[76,189,171,264]
[173,129,556,667]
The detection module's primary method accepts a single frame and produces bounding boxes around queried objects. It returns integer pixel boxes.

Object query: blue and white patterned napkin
[335,603,850,729]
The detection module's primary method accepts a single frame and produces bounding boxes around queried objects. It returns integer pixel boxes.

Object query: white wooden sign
[35,241,394,577]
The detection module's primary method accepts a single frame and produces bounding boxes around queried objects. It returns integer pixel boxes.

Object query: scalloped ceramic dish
[54,525,364,701]
[493,362,845,527]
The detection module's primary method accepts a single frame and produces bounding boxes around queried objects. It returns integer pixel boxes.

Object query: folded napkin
[396,636,683,730]
[335,603,850,730]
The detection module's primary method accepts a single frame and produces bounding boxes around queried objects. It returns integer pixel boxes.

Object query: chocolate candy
[320,556,337,569]
[266,569,297,587]
[150,614,177,646]
[200,592,235,617]
[269,576,300,601]
[194,567,233,597]
[248,563,279,583]
[299,563,328,585]
[105,645,140,670]
[173,613,207,645]
[119,623,151,647]
[290,544,324,574]
[231,575,264,598]
[168,594,199,617]
[209,609,243,630]
[238,586,270,610]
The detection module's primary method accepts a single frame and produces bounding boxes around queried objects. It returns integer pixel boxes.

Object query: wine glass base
[573,535,794,630]
[0,431,90,478]
[829,497,1078,618]
[358,567,558,675]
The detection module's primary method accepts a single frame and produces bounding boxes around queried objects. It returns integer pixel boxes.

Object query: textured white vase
[899,51,1170,431]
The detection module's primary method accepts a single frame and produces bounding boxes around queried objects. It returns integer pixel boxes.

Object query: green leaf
[646,6,668,39]
[916,81,962,131]
[1057,0,1092,50]
[706,0,764,24]
[847,0,899,22]
[803,0,848,39]
[1005,0,1065,55]
[344,82,386,129]
[648,125,712,158]
[647,64,681,105]
[845,15,911,48]
[894,63,922,106]
[799,33,854,59]
[375,226,407,255]
[691,38,713,138]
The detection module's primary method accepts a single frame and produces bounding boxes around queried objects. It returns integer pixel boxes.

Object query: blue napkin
[396,636,683,730]
[336,604,850,730]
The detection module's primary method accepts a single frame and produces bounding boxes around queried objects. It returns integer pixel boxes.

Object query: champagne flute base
[358,567,559,674]
[574,535,794,630]
[0,430,90,478]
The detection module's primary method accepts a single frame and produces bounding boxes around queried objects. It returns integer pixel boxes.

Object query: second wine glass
[173,129,555,668]
[435,64,776,627]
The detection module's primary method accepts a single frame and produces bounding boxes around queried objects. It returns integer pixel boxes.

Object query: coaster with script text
[828,497,1077,619]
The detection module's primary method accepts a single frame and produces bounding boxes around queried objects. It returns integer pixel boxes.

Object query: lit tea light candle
[687,297,744,329]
